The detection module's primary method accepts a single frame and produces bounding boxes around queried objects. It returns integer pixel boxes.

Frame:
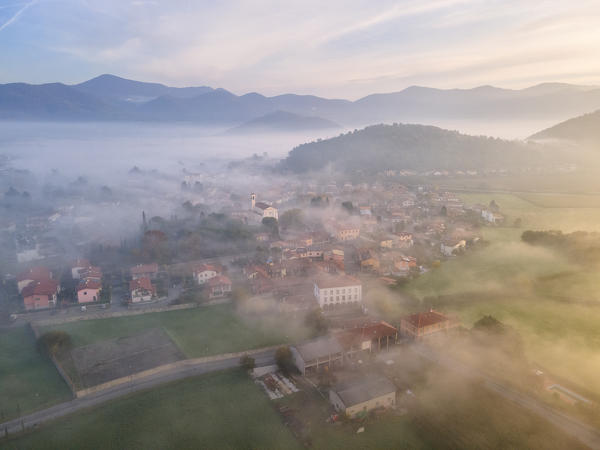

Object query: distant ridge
[1,74,600,127]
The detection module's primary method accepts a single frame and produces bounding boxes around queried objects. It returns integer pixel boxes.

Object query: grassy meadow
[400,191,600,395]
[2,369,301,450]
[40,303,309,359]
[0,326,72,422]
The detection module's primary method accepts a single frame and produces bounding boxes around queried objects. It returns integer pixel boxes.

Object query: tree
[37,331,72,358]
[261,217,279,238]
[341,201,354,214]
[440,205,447,216]
[279,209,304,231]
[489,200,499,212]
[275,346,295,374]
[304,308,328,336]
[240,354,256,371]
[513,217,522,228]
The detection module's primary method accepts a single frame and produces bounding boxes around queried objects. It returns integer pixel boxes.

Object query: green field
[0,326,72,421]
[398,192,600,395]
[2,369,301,450]
[41,304,308,359]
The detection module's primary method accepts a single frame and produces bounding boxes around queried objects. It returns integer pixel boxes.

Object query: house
[71,258,91,279]
[329,373,396,418]
[440,239,466,256]
[313,275,362,309]
[251,193,278,220]
[77,279,102,304]
[400,309,456,339]
[130,277,156,303]
[193,263,220,284]
[79,266,103,282]
[291,335,344,375]
[481,209,504,224]
[335,224,360,241]
[16,266,52,293]
[395,232,414,248]
[207,275,232,299]
[131,263,159,280]
[22,279,60,310]
[358,248,380,272]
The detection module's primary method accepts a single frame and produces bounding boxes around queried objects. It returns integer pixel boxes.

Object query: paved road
[0,350,275,436]
[408,344,600,450]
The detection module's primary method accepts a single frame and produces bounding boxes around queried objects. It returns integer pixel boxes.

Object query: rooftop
[293,335,343,361]
[332,373,396,407]
[403,310,449,328]
[315,275,361,289]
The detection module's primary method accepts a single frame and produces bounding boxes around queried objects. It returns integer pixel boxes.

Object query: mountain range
[2,74,600,129]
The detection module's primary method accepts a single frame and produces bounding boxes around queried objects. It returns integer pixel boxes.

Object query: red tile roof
[207,275,231,287]
[17,266,51,282]
[129,277,155,293]
[77,279,102,291]
[72,258,90,268]
[403,310,449,328]
[22,279,59,297]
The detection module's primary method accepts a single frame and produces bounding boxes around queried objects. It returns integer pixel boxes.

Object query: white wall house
[314,276,362,309]
[193,264,219,285]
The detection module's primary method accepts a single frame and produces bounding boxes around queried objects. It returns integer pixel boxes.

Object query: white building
[193,264,219,284]
[314,275,362,309]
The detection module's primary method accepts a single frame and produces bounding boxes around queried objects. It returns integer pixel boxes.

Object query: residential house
[16,266,52,293]
[481,209,504,224]
[440,239,466,257]
[329,373,396,418]
[71,258,90,279]
[207,275,232,299]
[291,335,344,375]
[335,223,360,241]
[22,279,59,310]
[130,277,156,303]
[193,263,220,285]
[77,279,102,304]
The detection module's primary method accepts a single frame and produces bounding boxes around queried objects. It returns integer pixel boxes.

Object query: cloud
[0,0,36,32]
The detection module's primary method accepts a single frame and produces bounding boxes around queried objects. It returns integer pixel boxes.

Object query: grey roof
[332,373,396,407]
[293,335,343,361]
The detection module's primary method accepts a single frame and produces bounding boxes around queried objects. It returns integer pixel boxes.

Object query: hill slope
[529,110,600,142]
[281,123,551,173]
[226,111,340,134]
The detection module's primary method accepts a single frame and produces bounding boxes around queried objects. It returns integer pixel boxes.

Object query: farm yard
[399,191,600,396]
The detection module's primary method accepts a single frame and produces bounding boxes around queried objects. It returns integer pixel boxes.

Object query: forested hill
[281,123,546,173]
[529,110,600,143]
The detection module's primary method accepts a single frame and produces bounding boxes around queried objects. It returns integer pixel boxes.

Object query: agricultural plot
[70,328,185,388]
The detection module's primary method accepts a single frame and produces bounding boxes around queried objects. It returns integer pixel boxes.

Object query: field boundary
[31,303,199,327]
[74,344,281,398]
[29,323,78,398]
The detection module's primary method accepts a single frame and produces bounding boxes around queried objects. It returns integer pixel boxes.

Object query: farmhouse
[336,321,398,358]
[329,373,396,418]
[400,309,455,339]
[22,279,60,310]
[440,239,466,257]
[130,277,156,303]
[313,275,362,309]
[291,335,344,375]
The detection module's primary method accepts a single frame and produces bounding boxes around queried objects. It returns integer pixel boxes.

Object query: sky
[1,0,600,98]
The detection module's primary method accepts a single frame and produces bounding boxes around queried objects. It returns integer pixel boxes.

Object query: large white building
[313,275,362,309]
